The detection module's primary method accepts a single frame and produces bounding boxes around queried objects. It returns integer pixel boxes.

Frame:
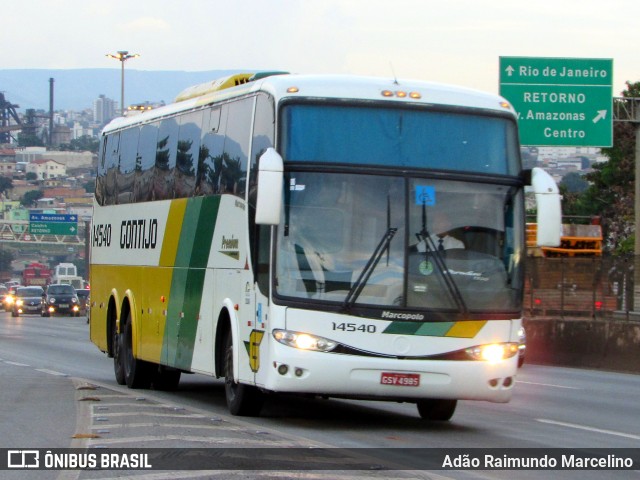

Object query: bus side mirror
[255,148,283,225]
[528,167,562,247]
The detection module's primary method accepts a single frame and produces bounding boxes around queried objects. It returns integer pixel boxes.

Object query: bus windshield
[275,172,524,314]
[282,104,520,175]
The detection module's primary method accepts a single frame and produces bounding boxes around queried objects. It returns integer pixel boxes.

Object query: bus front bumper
[261,343,518,404]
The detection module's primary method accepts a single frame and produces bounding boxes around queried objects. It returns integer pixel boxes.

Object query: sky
[2,0,638,97]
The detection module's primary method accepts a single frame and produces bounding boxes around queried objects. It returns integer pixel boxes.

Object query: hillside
[0,68,250,112]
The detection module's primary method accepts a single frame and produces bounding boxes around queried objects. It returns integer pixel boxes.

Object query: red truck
[22,262,52,286]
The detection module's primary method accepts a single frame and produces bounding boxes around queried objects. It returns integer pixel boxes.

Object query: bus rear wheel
[417,399,457,421]
[224,331,264,416]
[113,322,126,385]
[122,311,152,389]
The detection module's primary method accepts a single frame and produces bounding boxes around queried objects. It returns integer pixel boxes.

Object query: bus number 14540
[332,322,376,333]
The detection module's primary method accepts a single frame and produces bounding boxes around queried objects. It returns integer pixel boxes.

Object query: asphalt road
[0,311,639,479]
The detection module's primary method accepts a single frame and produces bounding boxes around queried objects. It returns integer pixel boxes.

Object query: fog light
[277,364,288,375]
[294,368,304,377]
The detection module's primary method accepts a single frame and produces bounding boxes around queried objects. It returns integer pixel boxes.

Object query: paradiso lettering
[120,219,158,249]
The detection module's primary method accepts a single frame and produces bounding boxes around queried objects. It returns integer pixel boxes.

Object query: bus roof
[101,73,516,134]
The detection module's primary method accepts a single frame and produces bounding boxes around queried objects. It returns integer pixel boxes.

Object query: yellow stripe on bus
[445,320,487,338]
[160,199,188,267]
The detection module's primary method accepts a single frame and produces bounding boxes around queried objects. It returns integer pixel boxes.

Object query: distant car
[12,286,45,317]
[75,288,90,317]
[42,284,80,317]
[3,285,22,311]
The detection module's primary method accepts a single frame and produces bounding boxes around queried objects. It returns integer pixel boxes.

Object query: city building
[93,94,117,126]
[26,158,67,180]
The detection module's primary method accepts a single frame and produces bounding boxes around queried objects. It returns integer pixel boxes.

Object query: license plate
[59,304,69,308]
[380,372,420,387]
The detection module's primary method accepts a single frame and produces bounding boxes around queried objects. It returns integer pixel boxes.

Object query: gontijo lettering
[120,219,158,249]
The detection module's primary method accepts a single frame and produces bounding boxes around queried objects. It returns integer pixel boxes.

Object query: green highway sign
[29,213,78,236]
[499,57,613,147]
[29,222,78,235]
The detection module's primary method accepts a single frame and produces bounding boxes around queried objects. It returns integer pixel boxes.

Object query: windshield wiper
[342,227,398,312]
[416,204,468,315]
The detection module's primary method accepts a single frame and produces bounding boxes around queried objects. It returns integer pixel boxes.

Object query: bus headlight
[273,329,338,352]
[465,343,519,363]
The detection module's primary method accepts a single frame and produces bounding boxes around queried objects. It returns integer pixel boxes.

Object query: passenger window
[175,111,203,198]
[104,133,120,205]
[198,107,227,195]
[117,126,139,204]
[135,122,159,201]
[154,118,179,200]
[223,98,253,198]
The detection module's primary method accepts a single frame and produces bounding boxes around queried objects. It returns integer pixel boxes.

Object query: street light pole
[106,50,140,115]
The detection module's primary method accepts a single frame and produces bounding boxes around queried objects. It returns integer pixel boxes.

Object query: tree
[83,180,95,194]
[573,81,640,253]
[21,190,43,207]
[0,176,13,197]
[17,132,45,147]
[560,172,589,193]
[60,135,100,153]
[0,249,14,273]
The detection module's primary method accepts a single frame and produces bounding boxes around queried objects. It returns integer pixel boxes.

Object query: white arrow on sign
[592,110,607,123]
[505,65,515,76]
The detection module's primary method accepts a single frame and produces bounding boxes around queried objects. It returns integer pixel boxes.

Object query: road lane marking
[35,368,69,376]
[3,361,30,367]
[518,381,581,390]
[537,418,640,440]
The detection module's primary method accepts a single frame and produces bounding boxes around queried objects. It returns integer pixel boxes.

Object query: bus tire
[113,321,126,385]
[152,366,181,391]
[224,331,264,416]
[122,311,152,389]
[417,399,457,421]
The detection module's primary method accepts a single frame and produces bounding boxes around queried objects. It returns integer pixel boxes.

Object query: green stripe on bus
[382,320,485,338]
[191,196,220,268]
[167,196,220,370]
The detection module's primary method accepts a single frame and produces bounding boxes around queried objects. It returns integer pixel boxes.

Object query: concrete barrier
[523,318,640,374]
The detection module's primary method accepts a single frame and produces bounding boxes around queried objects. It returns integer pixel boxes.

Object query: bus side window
[104,132,120,205]
[175,111,203,198]
[223,98,252,198]
[199,107,226,195]
[154,117,179,200]
[96,135,108,205]
[117,126,139,204]
[135,122,159,201]
[249,94,275,294]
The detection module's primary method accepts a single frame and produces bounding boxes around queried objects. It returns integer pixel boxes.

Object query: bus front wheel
[224,331,264,416]
[417,399,457,421]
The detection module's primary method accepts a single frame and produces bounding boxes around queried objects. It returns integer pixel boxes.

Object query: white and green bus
[90,72,561,420]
